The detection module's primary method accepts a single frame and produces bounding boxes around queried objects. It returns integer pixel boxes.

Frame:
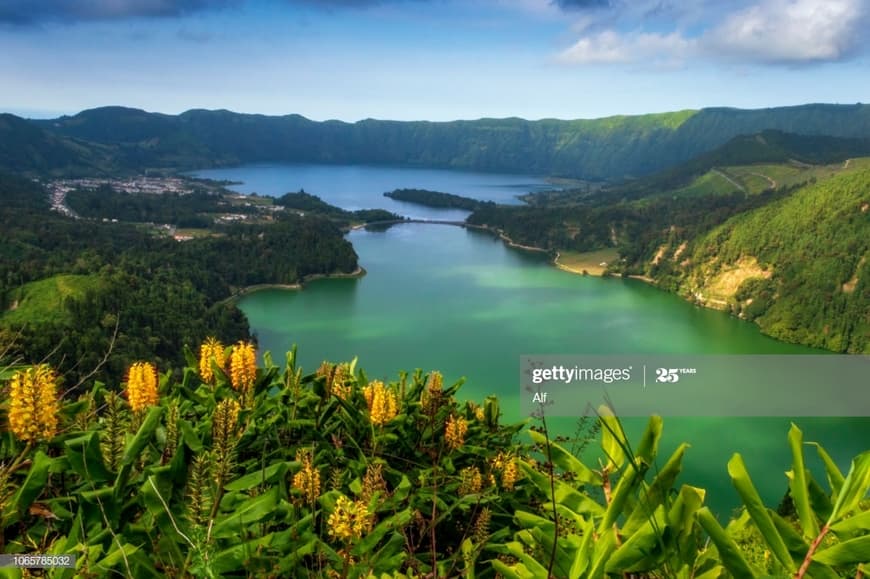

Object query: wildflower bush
[0,342,868,578]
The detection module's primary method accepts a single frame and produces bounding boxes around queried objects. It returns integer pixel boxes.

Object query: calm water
[194,163,553,220]
[204,164,868,514]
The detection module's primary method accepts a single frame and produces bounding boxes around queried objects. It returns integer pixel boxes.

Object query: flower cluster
[199,337,226,384]
[327,494,373,542]
[491,452,519,490]
[421,370,444,413]
[445,414,468,451]
[213,398,241,448]
[8,365,59,443]
[458,466,483,495]
[292,449,321,504]
[126,362,159,413]
[362,380,398,426]
[229,341,257,393]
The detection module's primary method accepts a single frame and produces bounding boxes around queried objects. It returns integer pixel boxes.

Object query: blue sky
[1,0,868,121]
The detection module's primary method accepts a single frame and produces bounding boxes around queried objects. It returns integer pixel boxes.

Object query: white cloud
[704,0,867,63]
[558,29,694,65]
[556,0,869,67]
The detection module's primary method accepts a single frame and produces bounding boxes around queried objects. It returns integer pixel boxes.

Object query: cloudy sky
[1,0,868,121]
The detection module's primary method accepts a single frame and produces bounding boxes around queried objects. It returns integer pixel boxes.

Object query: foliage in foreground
[0,345,868,578]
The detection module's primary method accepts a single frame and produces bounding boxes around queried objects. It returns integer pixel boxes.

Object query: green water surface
[241,223,868,514]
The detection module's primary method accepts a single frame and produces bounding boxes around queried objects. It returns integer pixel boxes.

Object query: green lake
[239,222,870,514]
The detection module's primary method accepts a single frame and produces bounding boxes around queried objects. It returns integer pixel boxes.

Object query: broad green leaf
[64,432,113,482]
[634,415,663,464]
[812,534,870,566]
[212,487,279,538]
[528,429,600,484]
[598,451,648,534]
[830,509,870,534]
[623,443,689,534]
[787,424,819,538]
[605,505,667,573]
[121,406,163,468]
[9,451,52,517]
[599,409,627,469]
[354,509,412,555]
[697,507,757,579]
[490,560,533,579]
[827,451,870,526]
[223,461,292,491]
[212,533,276,574]
[808,442,845,496]
[727,454,795,573]
[568,517,594,579]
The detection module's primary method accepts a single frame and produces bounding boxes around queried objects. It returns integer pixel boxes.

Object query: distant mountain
[0,113,115,176]
[24,103,870,179]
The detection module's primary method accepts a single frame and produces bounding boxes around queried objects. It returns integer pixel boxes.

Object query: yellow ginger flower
[421,371,444,413]
[199,337,226,383]
[330,364,351,401]
[491,452,519,490]
[229,341,257,393]
[292,450,321,504]
[328,495,373,542]
[8,365,59,443]
[501,457,519,490]
[213,398,241,445]
[458,466,483,495]
[474,406,485,421]
[362,380,398,426]
[445,414,468,450]
[126,362,159,413]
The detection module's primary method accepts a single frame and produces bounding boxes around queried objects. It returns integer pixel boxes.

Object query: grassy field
[2,274,101,326]
[555,248,620,276]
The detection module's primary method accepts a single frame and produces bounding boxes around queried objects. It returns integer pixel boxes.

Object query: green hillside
[677,167,870,353]
[16,103,870,179]
[2,274,102,326]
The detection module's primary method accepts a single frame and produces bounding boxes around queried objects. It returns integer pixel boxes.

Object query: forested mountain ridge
[16,102,870,179]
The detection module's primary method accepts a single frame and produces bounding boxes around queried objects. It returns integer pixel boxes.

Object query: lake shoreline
[229,266,367,299]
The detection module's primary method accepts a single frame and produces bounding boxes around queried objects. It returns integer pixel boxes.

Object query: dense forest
[384,188,491,211]
[0,173,360,385]
[273,190,402,224]
[3,103,870,179]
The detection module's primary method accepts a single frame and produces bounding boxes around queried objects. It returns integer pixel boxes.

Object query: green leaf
[827,451,870,526]
[212,533,276,574]
[9,451,52,517]
[528,429,600,484]
[727,453,795,573]
[224,461,292,491]
[830,509,870,535]
[212,487,279,538]
[64,432,113,482]
[121,406,164,468]
[354,509,412,555]
[623,443,689,534]
[599,409,627,470]
[605,505,667,573]
[812,534,870,566]
[787,423,819,538]
[634,415,663,464]
[697,507,757,579]
[808,441,845,496]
